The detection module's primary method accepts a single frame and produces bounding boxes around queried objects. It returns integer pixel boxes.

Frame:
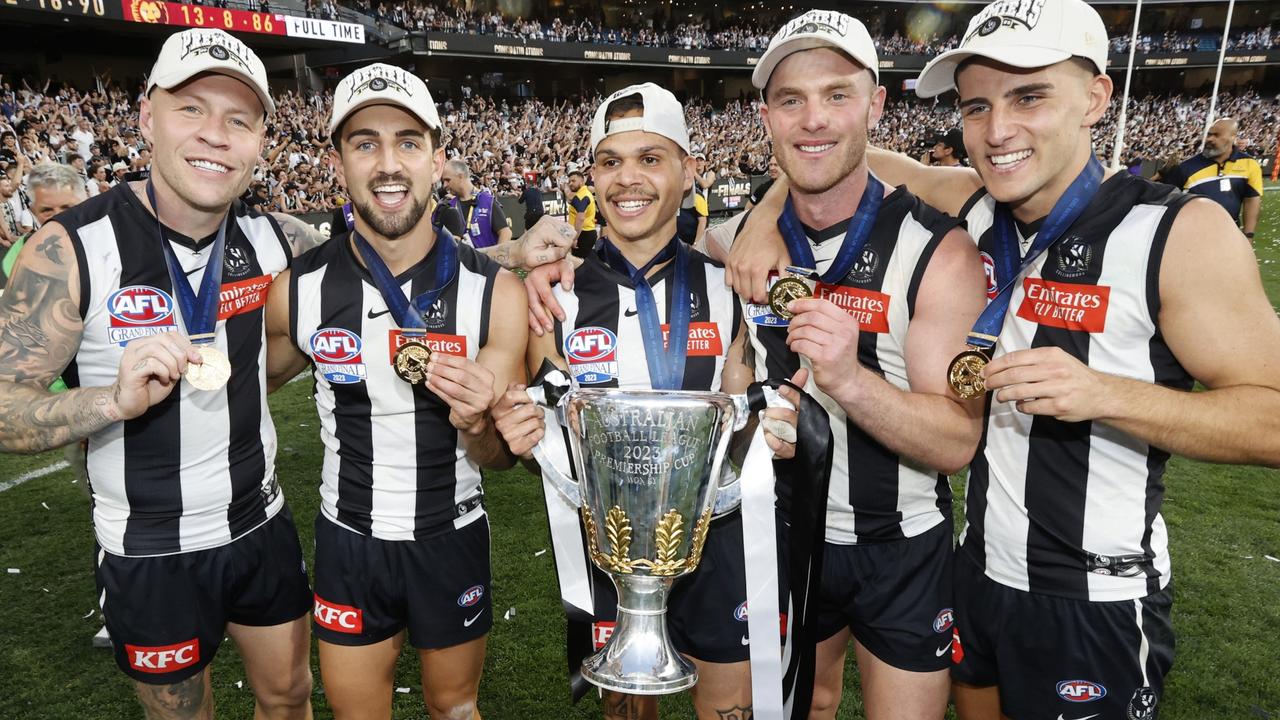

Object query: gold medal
[393,340,432,385]
[768,276,812,320]
[947,348,990,400]
[185,345,232,391]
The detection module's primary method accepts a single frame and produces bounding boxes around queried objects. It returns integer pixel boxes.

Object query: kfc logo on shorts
[951,627,964,664]
[457,584,485,608]
[313,595,363,633]
[125,638,200,674]
[107,286,177,345]
[565,327,618,384]
[592,621,616,651]
[1057,679,1107,703]
[310,328,367,384]
[979,252,998,300]
[932,608,954,634]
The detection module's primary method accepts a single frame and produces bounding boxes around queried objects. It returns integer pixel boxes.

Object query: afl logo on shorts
[1056,679,1107,703]
[107,286,177,345]
[932,608,954,634]
[457,585,485,608]
[733,601,749,622]
[564,327,618,384]
[309,328,367,384]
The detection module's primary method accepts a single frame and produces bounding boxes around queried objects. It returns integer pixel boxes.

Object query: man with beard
[727,1,1280,717]
[519,13,987,718]
[0,29,316,719]
[1162,117,1263,241]
[264,63,527,720]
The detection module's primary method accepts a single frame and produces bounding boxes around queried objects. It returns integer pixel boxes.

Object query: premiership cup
[532,387,748,694]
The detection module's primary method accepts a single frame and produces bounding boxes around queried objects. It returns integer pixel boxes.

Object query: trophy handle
[526,386,582,508]
[716,387,794,515]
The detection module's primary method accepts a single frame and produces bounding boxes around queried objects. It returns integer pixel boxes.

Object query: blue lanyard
[598,237,691,390]
[147,182,227,341]
[777,173,884,284]
[352,227,459,333]
[965,156,1104,352]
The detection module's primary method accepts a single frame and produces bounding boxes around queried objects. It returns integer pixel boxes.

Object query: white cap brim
[751,35,879,90]
[328,96,442,140]
[916,45,1072,98]
[149,64,275,116]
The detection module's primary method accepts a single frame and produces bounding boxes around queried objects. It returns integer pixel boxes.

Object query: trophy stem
[581,575,697,695]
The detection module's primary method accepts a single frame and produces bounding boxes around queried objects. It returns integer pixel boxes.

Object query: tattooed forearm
[478,240,521,270]
[0,383,122,453]
[271,212,328,257]
[0,250,82,384]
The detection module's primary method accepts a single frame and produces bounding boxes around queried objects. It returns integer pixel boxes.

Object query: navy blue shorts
[96,505,311,684]
[312,512,493,649]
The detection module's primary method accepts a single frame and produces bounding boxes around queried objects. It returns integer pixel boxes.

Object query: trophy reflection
[534,387,745,694]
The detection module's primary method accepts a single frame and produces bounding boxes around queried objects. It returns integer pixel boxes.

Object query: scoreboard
[0,0,365,43]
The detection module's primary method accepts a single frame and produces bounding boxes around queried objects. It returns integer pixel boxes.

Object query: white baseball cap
[915,0,1108,98]
[147,29,274,116]
[329,63,441,141]
[589,82,691,157]
[752,10,879,91]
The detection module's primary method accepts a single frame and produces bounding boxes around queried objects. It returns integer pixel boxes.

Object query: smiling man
[0,29,315,720]
[728,1,1280,718]
[263,63,527,720]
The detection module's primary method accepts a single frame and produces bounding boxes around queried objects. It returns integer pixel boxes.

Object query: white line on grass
[0,461,70,493]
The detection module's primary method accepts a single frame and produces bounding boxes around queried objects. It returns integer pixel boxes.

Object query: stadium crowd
[0,76,1275,227]
[1109,26,1279,54]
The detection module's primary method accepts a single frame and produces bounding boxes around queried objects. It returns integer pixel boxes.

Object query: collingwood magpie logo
[350,70,411,101]
[1055,237,1091,278]
[688,291,703,320]
[1127,687,1158,720]
[224,245,252,278]
[848,248,879,284]
[780,10,849,41]
[423,298,449,328]
[181,34,252,74]
[966,0,1045,40]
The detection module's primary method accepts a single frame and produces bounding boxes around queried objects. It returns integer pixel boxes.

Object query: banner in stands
[285,16,364,43]
[412,33,1280,71]
[291,176,768,239]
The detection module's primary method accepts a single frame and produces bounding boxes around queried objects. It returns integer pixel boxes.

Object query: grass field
[1,186,1278,719]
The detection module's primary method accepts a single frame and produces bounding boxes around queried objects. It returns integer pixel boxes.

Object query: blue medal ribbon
[341,202,355,232]
[777,173,884,284]
[964,156,1105,353]
[147,182,227,343]
[597,237,691,390]
[352,227,459,333]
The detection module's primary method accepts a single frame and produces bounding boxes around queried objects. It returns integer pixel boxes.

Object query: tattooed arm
[477,215,575,271]
[0,223,200,453]
[270,212,329,258]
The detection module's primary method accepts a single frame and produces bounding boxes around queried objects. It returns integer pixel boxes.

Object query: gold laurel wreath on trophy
[582,505,714,577]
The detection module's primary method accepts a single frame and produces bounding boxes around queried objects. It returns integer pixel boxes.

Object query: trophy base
[580,576,697,695]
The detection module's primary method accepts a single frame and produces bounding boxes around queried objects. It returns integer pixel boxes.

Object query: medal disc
[186,346,232,391]
[947,349,989,400]
[768,276,812,320]
[394,340,433,385]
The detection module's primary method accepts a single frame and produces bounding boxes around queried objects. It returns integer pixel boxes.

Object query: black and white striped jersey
[550,245,741,391]
[290,232,497,541]
[61,183,290,557]
[959,172,1195,602]
[741,185,960,545]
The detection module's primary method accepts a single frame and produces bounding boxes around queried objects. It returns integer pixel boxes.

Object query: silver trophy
[531,386,750,694]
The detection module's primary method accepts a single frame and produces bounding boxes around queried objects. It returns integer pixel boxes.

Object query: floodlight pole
[1202,0,1236,149]
[1111,0,1144,171]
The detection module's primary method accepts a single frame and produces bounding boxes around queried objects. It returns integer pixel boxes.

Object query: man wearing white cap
[263,62,527,720]
[491,82,799,720]
[0,28,318,719]
[731,1,1280,717]
[740,11,986,720]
